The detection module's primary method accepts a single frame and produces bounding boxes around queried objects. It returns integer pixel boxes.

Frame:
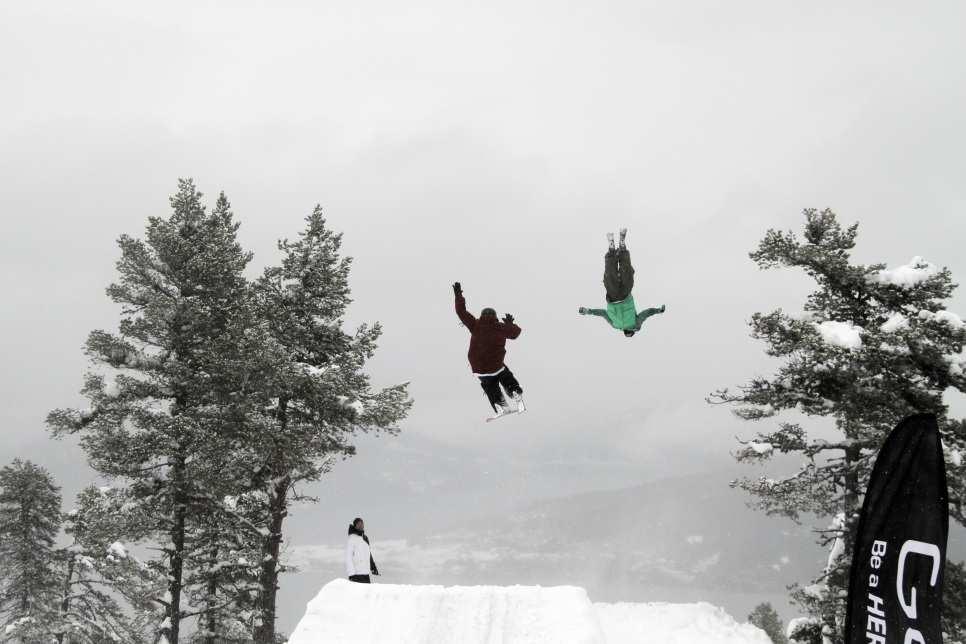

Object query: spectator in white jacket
[345,517,380,583]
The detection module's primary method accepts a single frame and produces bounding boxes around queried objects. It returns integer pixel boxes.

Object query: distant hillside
[289,471,822,625]
[286,469,966,632]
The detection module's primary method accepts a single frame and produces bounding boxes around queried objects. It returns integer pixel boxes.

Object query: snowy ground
[288,579,771,643]
[594,602,772,644]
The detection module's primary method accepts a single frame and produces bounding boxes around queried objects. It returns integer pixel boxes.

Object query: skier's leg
[498,367,526,411]
[498,366,523,397]
[603,249,622,302]
[616,248,635,301]
[479,375,508,411]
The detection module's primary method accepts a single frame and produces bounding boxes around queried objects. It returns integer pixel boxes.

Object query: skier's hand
[502,313,515,324]
[452,282,462,297]
[579,307,588,315]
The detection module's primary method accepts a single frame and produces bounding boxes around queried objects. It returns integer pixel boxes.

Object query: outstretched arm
[454,282,476,330]
[500,313,521,339]
[635,306,665,329]
[579,307,610,324]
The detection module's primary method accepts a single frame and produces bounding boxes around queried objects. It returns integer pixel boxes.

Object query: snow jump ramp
[288,579,771,643]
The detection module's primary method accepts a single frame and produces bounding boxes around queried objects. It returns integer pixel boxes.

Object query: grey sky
[2,0,966,629]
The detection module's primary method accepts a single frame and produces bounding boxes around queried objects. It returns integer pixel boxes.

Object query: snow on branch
[918,308,966,331]
[868,256,940,288]
[813,320,862,350]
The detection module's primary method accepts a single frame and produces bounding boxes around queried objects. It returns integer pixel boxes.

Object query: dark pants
[479,367,523,411]
[603,248,634,303]
[349,575,371,583]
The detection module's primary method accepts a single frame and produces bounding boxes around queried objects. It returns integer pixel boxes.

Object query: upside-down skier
[452,282,526,420]
[579,229,665,336]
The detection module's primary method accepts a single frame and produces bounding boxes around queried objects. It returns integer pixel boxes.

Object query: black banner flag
[844,413,949,644]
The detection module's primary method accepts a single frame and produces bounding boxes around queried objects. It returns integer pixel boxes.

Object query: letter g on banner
[897,540,941,620]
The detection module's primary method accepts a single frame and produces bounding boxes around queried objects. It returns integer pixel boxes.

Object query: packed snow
[944,441,964,467]
[880,312,909,333]
[814,321,863,349]
[106,541,128,560]
[870,256,940,288]
[747,442,774,456]
[595,602,772,644]
[288,580,770,644]
[786,616,818,641]
[918,308,966,331]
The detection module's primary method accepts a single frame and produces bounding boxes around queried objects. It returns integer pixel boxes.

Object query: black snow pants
[478,366,523,411]
[348,575,371,583]
[603,248,635,303]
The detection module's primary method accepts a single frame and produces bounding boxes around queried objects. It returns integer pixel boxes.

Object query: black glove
[452,282,462,297]
[502,313,515,324]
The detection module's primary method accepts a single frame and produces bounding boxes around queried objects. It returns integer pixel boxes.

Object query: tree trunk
[825,444,863,644]
[253,399,290,644]
[204,542,219,644]
[164,453,188,644]
[843,444,862,549]
[253,474,290,644]
[56,554,75,644]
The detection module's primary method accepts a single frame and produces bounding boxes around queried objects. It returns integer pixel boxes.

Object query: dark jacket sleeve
[455,294,476,330]
[500,322,522,339]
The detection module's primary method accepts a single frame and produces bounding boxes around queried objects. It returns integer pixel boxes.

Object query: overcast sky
[2,0,966,625]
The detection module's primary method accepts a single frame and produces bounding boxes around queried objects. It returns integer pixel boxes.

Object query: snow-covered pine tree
[748,602,788,644]
[241,208,412,644]
[47,179,254,644]
[709,209,966,644]
[183,489,263,644]
[56,486,163,643]
[0,459,62,640]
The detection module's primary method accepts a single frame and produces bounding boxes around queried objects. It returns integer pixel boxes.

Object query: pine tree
[48,179,254,644]
[944,560,966,644]
[0,459,62,640]
[242,208,411,643]
[749,602,788,644]
[710,209,966,643]
[183,490,263,644]
[56,486,162,643]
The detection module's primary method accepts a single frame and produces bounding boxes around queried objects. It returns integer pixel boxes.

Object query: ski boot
[509,391,527,413]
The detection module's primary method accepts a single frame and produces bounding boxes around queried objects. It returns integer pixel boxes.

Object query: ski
[485,404,527,423]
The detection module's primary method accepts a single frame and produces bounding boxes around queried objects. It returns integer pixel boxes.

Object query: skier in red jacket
[453,282,525,419]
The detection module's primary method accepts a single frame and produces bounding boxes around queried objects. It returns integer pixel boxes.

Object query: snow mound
[595,602,773,644]
[288,580,769,644]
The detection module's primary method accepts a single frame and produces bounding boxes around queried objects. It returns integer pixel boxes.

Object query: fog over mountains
[275,430,966,636]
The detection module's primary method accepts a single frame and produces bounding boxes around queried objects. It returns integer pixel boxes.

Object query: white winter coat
[345,533,372,577]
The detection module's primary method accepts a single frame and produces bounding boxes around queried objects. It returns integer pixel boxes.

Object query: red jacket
[455,294,521,374]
